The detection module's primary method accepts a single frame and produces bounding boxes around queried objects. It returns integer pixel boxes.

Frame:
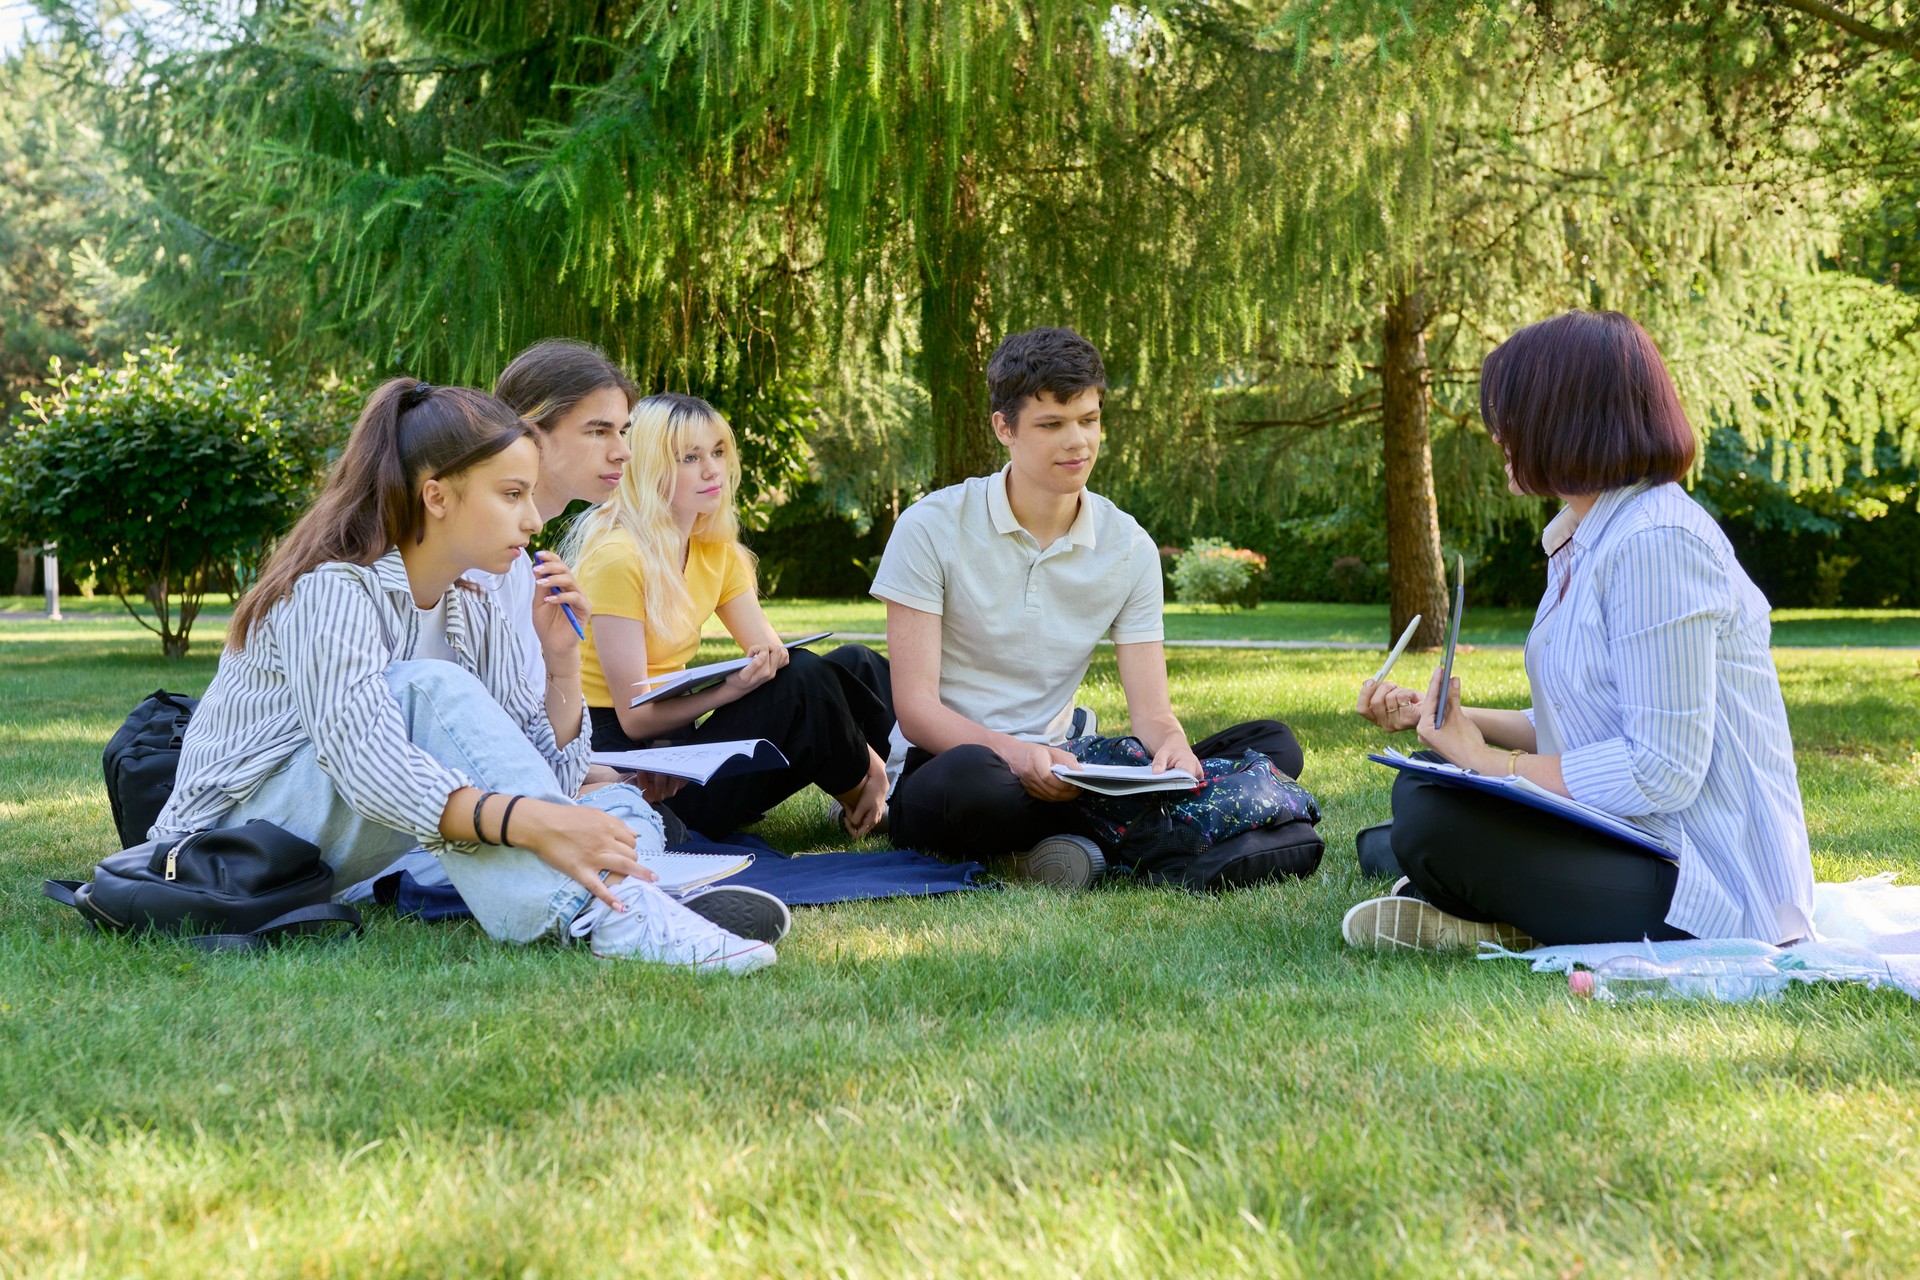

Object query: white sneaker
[569,877,776,974]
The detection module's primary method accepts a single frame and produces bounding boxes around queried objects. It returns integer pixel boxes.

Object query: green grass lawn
[3,617,1919,1276]
[10,595,1918,649]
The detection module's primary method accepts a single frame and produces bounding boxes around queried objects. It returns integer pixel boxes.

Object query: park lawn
[2,618,1919,1278]
[9,596,1920,650]
[736,598,1920,649]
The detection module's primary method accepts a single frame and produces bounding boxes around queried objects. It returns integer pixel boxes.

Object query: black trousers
[891,718,1306,860]
[590,644,894,837]
[1390,765,1691,945]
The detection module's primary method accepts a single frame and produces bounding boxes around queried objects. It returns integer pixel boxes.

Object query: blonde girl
[568,393,894,839]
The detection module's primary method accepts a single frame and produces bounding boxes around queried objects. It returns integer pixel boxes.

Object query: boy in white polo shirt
[872,326,1306,886]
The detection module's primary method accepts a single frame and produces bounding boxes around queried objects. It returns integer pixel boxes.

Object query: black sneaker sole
[679,886,791,944]
[1010,835,1106,890]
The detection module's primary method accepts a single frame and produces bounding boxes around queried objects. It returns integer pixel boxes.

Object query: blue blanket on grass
[362,832,987,922]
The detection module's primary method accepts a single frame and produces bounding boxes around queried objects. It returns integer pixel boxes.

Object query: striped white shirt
[153,550,589,845]
[1525,482,1815,943]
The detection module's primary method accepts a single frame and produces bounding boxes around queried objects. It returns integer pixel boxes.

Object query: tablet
[1431,554,1465,729]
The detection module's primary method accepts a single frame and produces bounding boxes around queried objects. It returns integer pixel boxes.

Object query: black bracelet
[499,794,525,848]
[471,790,499,845]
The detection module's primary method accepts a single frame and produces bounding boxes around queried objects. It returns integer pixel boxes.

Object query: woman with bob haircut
[566,392,894,840]
[152,379,775,973]
[1343,310,1815,951]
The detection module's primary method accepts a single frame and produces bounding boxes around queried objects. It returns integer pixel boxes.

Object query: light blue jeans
[218,661,665,943]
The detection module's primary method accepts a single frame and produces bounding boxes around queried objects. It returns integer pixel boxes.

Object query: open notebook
[632,850,754,893]
[630,633,833,706]
[1051,762,1200,797]
[591,739,790,785]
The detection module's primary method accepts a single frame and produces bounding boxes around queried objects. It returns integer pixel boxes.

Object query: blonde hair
[562,393,752,645]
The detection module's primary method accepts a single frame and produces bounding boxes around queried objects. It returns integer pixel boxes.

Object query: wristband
[499,795,525,848]
[471,790,499,845]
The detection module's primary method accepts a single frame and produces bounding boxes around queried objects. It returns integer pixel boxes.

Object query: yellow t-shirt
[574,530,755,708]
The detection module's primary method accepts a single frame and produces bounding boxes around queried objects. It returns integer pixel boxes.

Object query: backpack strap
[41,880,362,950]
[180,903,365,953]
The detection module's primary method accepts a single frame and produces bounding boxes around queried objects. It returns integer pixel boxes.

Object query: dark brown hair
[230,380,536,647]
[987,326,1107,428]
[493,338,639,430]
[1479,310,1697,496]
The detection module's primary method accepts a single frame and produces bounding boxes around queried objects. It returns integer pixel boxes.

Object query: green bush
[1170,538,1267,609]
[0,344,334,655]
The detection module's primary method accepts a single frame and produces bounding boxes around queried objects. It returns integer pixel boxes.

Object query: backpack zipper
[165,847,178,880]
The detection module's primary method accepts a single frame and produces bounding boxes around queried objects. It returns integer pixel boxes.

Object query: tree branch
[1763,0,1920,60]
[1234,392,1381,435]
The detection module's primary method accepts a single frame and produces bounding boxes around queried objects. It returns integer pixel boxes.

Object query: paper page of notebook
[1052,763,1199,783]
[632,850,753,893]
[591,740,786,784]
[629,632,837,706]
[1050,763,1200,795]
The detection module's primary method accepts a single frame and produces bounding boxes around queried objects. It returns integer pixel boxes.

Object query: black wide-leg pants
[589,644,894,837]
[1388,764,1692,945]
[890,719,1306,861]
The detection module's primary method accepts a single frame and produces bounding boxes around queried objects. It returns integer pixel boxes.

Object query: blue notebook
[1368,749,1677,861]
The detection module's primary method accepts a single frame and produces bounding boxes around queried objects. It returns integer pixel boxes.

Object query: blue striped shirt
[153,550,589,845]
[1525,482,1815,943]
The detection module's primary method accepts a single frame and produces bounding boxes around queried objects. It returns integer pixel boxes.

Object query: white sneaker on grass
[1340,895,1537,954]
[569,877,776,974]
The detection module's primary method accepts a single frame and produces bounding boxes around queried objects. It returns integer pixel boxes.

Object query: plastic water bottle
[1567,954,1789,1004]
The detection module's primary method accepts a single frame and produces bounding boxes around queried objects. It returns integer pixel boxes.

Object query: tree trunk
[1380,287,1451,650]
[919,165,1000,491]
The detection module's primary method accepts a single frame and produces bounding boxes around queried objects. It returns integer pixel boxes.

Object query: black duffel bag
[102,688,199,849]
[43,820,361,951]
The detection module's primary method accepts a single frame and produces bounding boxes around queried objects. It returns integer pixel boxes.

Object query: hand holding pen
[1354,614,1425,733]
[528,550,591,650]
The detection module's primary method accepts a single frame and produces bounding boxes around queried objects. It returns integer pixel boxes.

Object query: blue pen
[551,586,585,639]
[533,551,586,639]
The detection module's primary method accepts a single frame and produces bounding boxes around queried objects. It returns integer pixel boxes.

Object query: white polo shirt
[871,466,1164,743]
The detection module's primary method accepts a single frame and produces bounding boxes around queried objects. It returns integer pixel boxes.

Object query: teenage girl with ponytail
[151,379,775,973]
[565,393,896,839]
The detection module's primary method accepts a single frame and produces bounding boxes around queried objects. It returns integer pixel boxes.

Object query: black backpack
[1106,806,1326,891]
[102,689,199,849]
[43,821,362,950]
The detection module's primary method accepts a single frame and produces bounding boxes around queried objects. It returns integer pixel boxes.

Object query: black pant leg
[891,745,1097,859]
[1388,770,1690,945]
[820,644,896,753]
[1192,718,1306,780]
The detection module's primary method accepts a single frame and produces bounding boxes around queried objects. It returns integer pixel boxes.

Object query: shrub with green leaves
[0,344,331,656]
[1169,538,1267,610]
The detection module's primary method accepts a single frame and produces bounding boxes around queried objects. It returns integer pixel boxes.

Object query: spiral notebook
[630,633,833,705]
[632,850,755,893]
